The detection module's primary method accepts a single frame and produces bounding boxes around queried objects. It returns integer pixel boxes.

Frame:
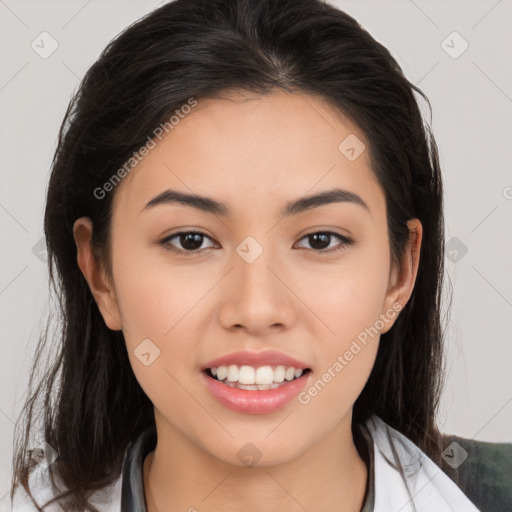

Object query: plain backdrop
[1,0,511,499]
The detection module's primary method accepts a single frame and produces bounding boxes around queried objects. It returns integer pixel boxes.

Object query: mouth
[203,365,312,390]
[200,364,312,414]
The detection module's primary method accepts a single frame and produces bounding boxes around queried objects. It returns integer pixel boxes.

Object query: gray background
[1,0,511,498]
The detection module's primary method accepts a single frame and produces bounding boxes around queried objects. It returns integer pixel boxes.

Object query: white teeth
[255,366,274,385]
[208,364,307,386]
[285,367,295,381]
[227,365,238,382]
[238,383,258,390]
[238,366,255,385]
[274,366,285,383]
[216,366,227,381]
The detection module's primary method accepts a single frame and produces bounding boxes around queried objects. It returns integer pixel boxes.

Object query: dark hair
[10,0,449,509]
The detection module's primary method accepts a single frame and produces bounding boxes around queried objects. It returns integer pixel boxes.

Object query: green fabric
[440,434,512,512]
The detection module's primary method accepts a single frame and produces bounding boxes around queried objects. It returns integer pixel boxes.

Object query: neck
[143,413,369,512]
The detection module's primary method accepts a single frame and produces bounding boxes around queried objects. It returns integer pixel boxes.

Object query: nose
[218,245,297,336]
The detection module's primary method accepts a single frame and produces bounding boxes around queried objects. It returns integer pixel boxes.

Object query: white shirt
[0,414,480,511]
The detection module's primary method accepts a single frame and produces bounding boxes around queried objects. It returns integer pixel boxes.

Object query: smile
[206,364,308,390]
[201,365,312,414]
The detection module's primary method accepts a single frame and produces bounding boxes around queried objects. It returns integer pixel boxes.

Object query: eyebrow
[140,187,369,217]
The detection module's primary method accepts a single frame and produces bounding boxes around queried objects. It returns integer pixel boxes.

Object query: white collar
[3,415,481,511]
[366,414,480,511]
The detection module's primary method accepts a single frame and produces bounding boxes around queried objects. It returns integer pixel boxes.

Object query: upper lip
[201,350,310,371]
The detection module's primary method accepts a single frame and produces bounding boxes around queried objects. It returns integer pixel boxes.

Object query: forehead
[111,89,383,221]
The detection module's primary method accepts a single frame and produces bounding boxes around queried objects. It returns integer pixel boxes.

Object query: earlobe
[380,218,423,334]
[72,217,123,331]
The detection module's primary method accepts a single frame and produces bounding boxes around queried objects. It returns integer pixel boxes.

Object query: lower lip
[200,371,310,414]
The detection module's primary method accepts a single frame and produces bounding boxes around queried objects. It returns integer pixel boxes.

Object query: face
[74,89,421,467]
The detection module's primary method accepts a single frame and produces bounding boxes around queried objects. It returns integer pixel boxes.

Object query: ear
[72,217,123,331]
[380,218,422,335]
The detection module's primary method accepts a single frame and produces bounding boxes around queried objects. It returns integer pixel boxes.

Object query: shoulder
[440,433,512,512]
[1,426,152,512]
[364,415,483,511]
[0,464,123,512]
[0,464,63,512]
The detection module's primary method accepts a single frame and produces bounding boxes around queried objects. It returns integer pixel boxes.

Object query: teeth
[285,367,295,381]
[227,365,238,382]
[274,366,285,383]
[216,366,227,381]
[238,383,258,390]
[238,366,255,384]
[208,364,307,385]
[231,382,279,391]
[255,366,274,385]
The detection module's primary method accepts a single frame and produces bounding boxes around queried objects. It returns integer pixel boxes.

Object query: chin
[203,435,311,468]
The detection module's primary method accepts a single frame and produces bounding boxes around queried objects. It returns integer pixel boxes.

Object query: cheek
[112,239,207,339]
[297,240,389,400]
[109,244,205,395]
[300,241,391,342]
[115,260,200,423]
[297,275,385,423]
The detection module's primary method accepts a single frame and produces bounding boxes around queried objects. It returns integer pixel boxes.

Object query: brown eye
[159,230,353,256]
[160,231,216,254]
[295,231,353,253]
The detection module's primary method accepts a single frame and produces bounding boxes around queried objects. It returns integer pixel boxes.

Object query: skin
[73,89,422,512]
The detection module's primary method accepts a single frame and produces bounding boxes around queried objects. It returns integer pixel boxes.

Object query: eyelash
[159,230,354,256]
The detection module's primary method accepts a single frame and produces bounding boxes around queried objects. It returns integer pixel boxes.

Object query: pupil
[309,233,330,250]
[182,233,203,250]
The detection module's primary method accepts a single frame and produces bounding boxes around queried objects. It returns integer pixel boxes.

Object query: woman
[4,0,506,510]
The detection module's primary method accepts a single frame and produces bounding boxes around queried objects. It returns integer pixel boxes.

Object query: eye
[159,230,353,255]
[160,231,216,254]
[295,231,353,253]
